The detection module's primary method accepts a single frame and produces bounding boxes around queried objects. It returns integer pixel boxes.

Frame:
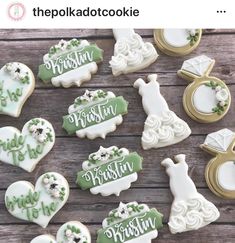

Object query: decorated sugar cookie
[0,118,55,172]
[0,62,35,117]
[201,129,235,199]
[76,146,143,196]
[110,29,158,76]
[161,154,220,234]
[97,202,163,243]
[5,172,69,228]
[154,29,202,56]
[38,39,103,88]
[134,74,191,150]
[63,90,128,139]
[31,221,91,243]
[178,55,231,123]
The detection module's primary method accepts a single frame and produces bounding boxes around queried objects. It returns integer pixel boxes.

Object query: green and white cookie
[63,90,128,139]
[0,118,55,172]
[76,146,143,196]
[31,221,91,243]
[38,39,103,88]
[0,62,35,117]
[97,202,163,243]
[5,172,70,228]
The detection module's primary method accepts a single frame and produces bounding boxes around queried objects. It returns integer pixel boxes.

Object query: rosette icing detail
[142,111,191,149]
[169,197,220,234]
[110,31,158,76]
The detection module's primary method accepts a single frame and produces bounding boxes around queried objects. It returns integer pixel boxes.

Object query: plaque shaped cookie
[76,146,143,196]
[63,90,128,139]
[0,62,35,117]
[154,29,202,56]
[31,221,91,243]
[161,154,220,234]
[97,202,163,243]
[5,172,70,228]
[178,55,231,123]
[201,128,235,199]
[38,39,103,88]
[0,118,55,172]
[134,74,191,150]
[110,29,158,76]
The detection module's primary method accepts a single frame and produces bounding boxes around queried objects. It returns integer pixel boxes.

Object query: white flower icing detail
[56,39,68,51]
[29,123,51,143]
[114,202,133,219]
[5,62,29,82]
[216,88,229,102]
[66,232,87,243]
[187,29,197,36]
[92,146,115,162]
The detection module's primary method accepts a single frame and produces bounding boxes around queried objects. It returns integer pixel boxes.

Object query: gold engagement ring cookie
[201,129,235,199]
[178,55,231,123]
[154,29,202,56]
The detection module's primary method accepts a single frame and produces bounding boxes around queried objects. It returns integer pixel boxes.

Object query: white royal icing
[134,74,191,149]
[0,62,35,117]
[110,29,158,76]
[5,172,70,228]
[218,161,235,191]
[31,221,91,243]
[161,154,220,234]
[0,118,55,172]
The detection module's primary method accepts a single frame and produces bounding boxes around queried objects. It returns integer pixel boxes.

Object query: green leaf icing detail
[187,29,200,46]
[38,39,103,82]
[77,150,143,189]
[63,224,88,243]
[97,202,163,243]
[62,94,128,135]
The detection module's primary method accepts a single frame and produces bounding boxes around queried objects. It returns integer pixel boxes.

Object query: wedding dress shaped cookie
[134,74,191,149]
[161,154,220,234]
[31,221,91,243]
[110,29,158,76]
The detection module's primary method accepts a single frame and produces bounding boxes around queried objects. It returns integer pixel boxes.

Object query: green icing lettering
[97,209,163,243]
[63,96,128,135]
[7,88,23,102]
[77,153,142,189]
[38,44,103,82]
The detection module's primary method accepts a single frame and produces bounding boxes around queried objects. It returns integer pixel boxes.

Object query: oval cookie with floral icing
[5,172,70,228]
[38,39,103,88]
[31,221,91,243]
[76,146,143,196]
[97,202,163,243]
[63,90,128,139]
[0,118,55,172]
[0,62,35,117]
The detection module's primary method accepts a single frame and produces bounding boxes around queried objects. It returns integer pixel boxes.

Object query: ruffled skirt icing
[141,110,191,149]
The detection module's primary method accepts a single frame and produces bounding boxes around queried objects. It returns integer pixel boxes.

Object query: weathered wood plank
[0,86,234,137]
[0,188,234,224]
[0,34,234,81]
[0,29,234,40]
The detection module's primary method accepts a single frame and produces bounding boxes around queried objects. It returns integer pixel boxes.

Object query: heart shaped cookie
[31,221,91,243]
[0,62,35,117]
[0,118,55,172]
[5,172,70,228]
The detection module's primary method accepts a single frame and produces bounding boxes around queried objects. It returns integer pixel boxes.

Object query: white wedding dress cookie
[134,74,191,150]
[31,221,91,243]
[161,154,220,234]
[110,29,158,76]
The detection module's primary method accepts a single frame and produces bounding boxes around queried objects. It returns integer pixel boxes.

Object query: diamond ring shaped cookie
[0,62,35,117]
[5,172,69,228]
[110,29,158,76]
[161,154,220,234]
[30,221,91,243]
[201,129,235,199]
[38,39,103,88]
[76,146,143,196]
[97,202,163,243]
[134,74,191,150]
[0,118,55,172]
[178,55,231,123]
[154,29,202,56]
[63,89,128,139]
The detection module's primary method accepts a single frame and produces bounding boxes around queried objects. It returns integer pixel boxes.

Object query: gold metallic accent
[153,29,202,56]
[201,140,235,199]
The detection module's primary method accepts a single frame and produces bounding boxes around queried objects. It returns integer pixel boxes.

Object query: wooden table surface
[0,29,235,243]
